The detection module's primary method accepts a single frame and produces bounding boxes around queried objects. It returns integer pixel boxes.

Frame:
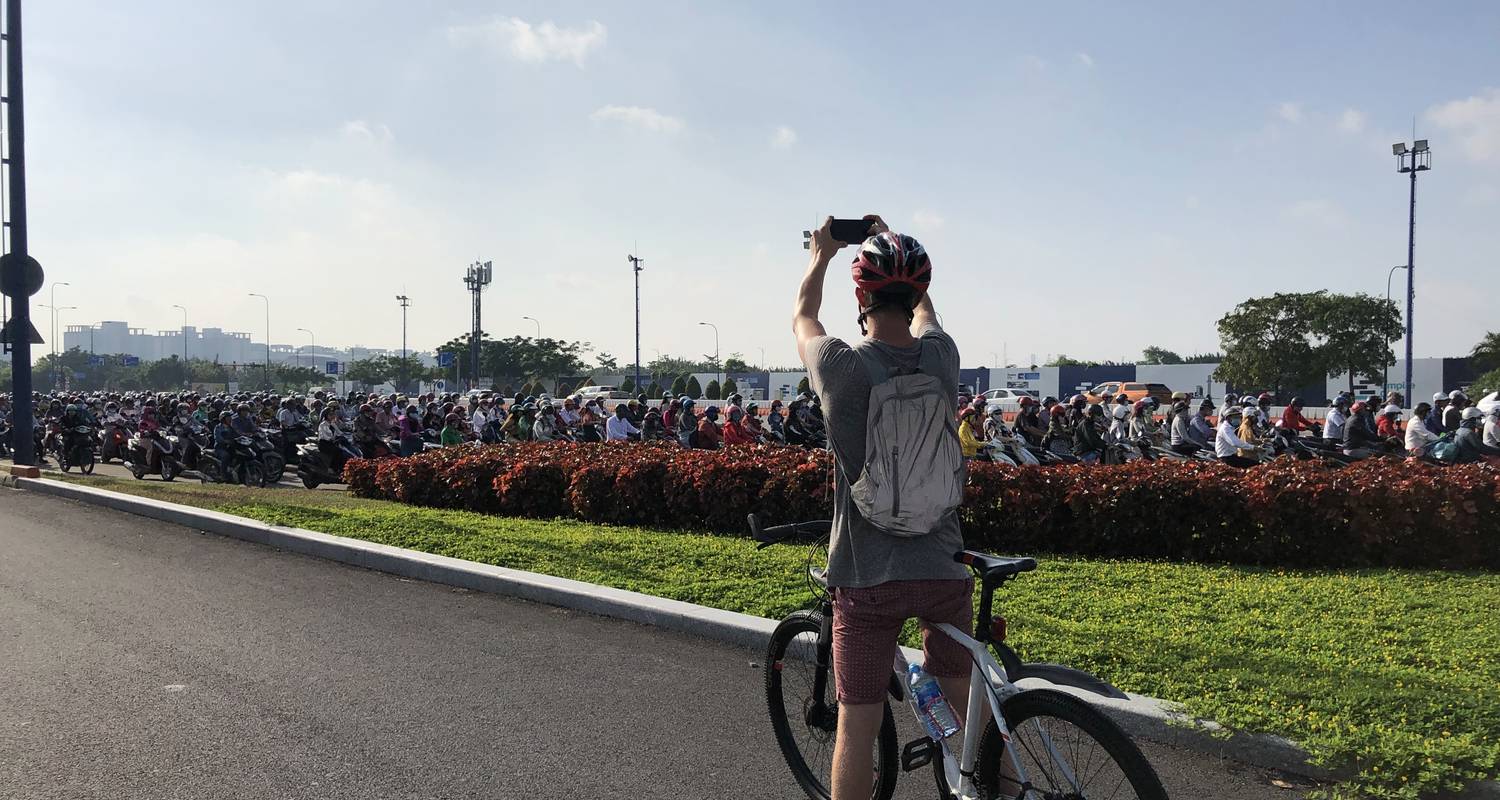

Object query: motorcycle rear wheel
[242,462,266,488]
[300,471,320,489]
[77,448,95,475]
[263,453,286,484]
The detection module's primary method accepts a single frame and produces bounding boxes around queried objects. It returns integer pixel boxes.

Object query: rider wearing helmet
[1342,401,1384,457]
[1426,392,1450,436]
[1108,402,1132,444]
[957,405,985,459]
[1324,394,1352,447]
[1405,401,1440,457]
[793,215,970,781]
[1215,405,1260,467]
[1376,404,1405,439]
[694,404,723,450]
[1280,397,1312,439]
[1013,396,1045,445]
[1453,406,1500,464]
[1073,403,1107,463]
[1443,390,1468,432]
[1042,403,1072,457]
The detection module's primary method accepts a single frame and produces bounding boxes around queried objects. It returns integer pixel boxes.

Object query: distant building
[61,320,436,370]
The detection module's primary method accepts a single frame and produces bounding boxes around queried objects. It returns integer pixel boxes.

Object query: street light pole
[1383,265,1408,394]
[522,315,541,338]
[396,294,410,393]
[1392,140,1430,406]
[48,280,67,387]
[698,321,720,390]
[171,304,189,387]
[628,253,644,394]
[296,327,314,376]
[248,293,270,388]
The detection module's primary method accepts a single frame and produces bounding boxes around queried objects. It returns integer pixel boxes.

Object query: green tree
[722,377,738,398]
[345,358,392,390]
[797,376,811,395]
[705,379,721,400]
[723,353,750,373]
[649,354,716,377]
[1309,292,1403,393]
[555,381,572,396]
[646,380,660,398]
[0,362,10,392]
[1045,354,1088,367]
[671,374,687,396]
[1213,292,1325,396]
[1471,331,1500,373]
[595,352,618,372]
[686,375,703,399]
[620,376,635,392]
[1141,346,1184,365]
[1184,353,1223,364]
[1470,367,1500,397]
[519,382,534,397]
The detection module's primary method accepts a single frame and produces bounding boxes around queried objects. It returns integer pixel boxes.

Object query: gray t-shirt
[806,324,970,589]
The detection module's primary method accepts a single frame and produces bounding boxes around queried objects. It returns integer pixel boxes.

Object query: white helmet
[1112,404,1130,420]
[1226,405,1244,418]
[1450,390,1467,402]
[1382,404,1402,417]
[1433,391,1448,404]
[1461,407,1484,423]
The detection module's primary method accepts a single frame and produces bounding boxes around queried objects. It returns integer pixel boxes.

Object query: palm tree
[1471,331,1500,372]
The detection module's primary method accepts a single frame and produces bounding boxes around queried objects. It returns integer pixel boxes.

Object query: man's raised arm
[793,217,843,366]
[911,293,939,333]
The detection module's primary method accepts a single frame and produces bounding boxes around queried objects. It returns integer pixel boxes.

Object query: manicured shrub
[344,445,1500,570]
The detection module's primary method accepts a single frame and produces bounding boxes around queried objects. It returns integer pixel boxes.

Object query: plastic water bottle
[908,663,961,740]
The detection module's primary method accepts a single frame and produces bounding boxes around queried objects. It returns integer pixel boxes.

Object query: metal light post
[628,253,644,394]
[1392,139,1430,406]
[38,302,73,388]
[248,293,270,388]
[47,280,67,386]
[396,294,410,392]
[171,304,189,388]
[698,321,720,390]
[3,0,41,467]
[1383,265,1409,394]
[296,327,314,375]
[522,315,541,338]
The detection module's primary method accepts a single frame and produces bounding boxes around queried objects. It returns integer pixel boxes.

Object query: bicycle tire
[765,610,897,800]
[970,688,1166,800]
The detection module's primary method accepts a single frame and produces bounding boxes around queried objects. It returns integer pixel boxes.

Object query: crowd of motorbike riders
[1,382,1496,487]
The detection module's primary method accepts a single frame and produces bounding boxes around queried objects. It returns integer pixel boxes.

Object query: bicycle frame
[893,622,1080,800]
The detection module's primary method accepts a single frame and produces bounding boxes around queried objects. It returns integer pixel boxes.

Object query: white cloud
[1336,108,1367,134]
[590,105,684,134]
[1020,54,1048,71]
[447,17,606,67]
[1276,102,1303,124]
[911,210,945,232]
[1283,199,1348,227]
[1426,88,1500,163]
[340,120,393,145]
[770,126,797,149]
[1075,52,1095,68]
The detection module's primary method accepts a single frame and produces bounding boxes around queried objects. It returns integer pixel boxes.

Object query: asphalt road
[1,453,341,490]
[0,489,1314,799]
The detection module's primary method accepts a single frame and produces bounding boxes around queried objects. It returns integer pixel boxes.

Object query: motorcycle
[251,430,287,484]
[99,419,132,464]
[58,425,97,475]
[124,431,182,482]
[295,436,362,489]
[198,435,267,487]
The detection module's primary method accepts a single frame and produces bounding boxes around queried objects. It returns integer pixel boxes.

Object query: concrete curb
[15,477,1497,796]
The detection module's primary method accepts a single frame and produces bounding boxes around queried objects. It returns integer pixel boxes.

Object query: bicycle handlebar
[746,514,832,548]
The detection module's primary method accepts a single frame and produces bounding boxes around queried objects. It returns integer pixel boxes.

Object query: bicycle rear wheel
[765,610,897,800]
[972,688,1166,800]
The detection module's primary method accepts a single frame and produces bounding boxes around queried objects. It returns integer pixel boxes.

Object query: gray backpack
[848,344,964,537]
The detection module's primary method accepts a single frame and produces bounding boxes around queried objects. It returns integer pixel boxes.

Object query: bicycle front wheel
[765,610,897,800]
[973,688,1166,800]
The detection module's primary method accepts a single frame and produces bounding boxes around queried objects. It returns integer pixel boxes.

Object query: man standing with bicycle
[793,215,973,800]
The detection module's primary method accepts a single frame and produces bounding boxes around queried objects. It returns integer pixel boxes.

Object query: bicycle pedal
[900,737,937,771]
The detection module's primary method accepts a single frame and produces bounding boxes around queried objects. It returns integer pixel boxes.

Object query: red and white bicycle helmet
[850,231,931,303]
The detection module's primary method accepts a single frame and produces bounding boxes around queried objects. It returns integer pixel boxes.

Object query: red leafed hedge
[343,443,1500,570]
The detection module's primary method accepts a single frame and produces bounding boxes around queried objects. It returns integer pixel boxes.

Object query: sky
[15,1,1500,369]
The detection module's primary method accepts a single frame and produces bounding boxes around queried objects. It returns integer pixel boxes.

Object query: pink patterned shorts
[832,579,974,705]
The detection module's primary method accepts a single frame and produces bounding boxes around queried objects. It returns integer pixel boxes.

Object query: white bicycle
[750,516,1167,800]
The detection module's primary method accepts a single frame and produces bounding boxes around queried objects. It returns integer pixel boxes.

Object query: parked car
[1084,382,1175,405]
[979,388,1032,414]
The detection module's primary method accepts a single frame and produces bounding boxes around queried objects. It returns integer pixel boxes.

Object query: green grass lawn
[49,475,1500,799]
